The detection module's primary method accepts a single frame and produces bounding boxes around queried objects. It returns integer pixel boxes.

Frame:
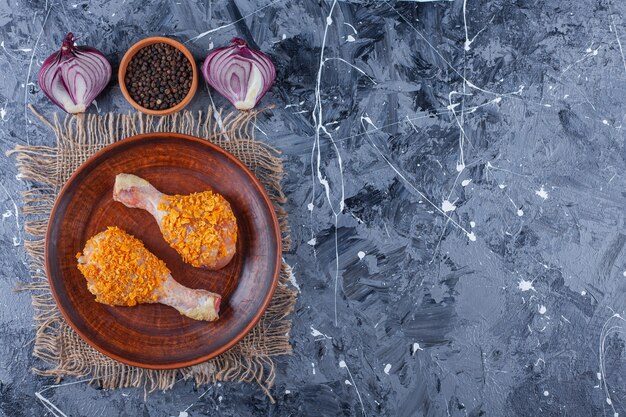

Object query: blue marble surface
[1,0,626,416]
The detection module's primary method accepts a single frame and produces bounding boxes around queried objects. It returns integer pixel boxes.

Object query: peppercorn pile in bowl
[118,36,198,116]
[125,43,192,111]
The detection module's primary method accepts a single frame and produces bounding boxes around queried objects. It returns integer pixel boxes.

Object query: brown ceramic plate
[45,133,281,369]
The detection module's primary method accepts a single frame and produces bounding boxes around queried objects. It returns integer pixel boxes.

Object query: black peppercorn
[125,42,192,110]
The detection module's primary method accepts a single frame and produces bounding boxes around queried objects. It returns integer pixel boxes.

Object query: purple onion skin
[37,33,112,114]
[202,38,275,111]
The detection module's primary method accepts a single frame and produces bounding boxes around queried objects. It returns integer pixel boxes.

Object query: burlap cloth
[8,105,296,401]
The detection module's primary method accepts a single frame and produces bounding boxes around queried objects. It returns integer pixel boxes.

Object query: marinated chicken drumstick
[113,173,238,270]
[76,226,221,321]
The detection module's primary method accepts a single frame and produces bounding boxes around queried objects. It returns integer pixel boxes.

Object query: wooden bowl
[45,133,282,369]
[118,37,198,116]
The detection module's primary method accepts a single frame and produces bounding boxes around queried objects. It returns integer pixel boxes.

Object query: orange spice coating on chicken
[76,226,167,306]
[158,191,238,268]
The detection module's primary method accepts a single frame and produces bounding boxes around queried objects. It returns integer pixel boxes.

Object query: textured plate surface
[45,133,281,369]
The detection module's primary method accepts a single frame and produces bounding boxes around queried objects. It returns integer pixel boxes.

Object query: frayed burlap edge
[7,105,295,402]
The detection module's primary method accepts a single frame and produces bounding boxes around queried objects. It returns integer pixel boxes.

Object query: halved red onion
[202,38,275,110]
[37,33,111,114]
